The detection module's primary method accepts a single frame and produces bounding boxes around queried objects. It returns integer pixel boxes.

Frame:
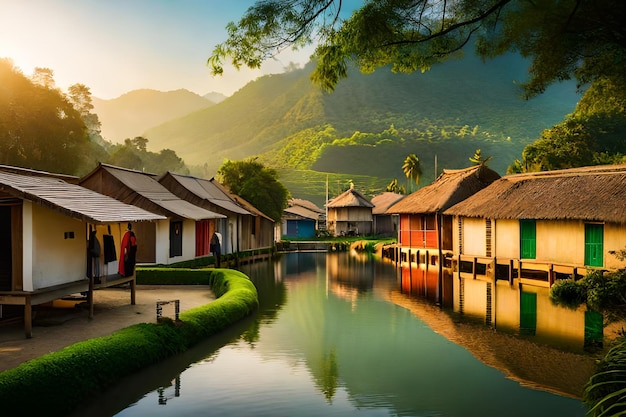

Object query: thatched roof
[387,165,501,214]
[445,164,626,223]
[371,192,405,215]
[327,185,374,208]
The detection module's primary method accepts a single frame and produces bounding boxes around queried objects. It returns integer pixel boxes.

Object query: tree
[0,59,88,174]
[217,158,290,222]
[385,178,406,194]
[469,149,492,166]
[209,1,626,96]
[402,153,421,192]
[508,76,626,173]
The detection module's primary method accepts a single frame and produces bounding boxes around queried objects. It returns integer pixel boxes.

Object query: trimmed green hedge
[0,268,258,416]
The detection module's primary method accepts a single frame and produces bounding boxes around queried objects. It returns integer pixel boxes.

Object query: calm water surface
[75,252,588,416]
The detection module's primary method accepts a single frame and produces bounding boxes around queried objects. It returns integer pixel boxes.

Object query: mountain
[203,91,228,103]
[145,55,580,175]
[92,88,214,143]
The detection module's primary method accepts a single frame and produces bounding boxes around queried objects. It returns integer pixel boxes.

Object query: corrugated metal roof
[284,205,321,220]
[0,171,165,223]
[97,164,225,220]
[165,173,251,215]
[445,164,626,223]
[288,198,323,213]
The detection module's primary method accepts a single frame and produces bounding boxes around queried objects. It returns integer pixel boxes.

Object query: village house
[0,166,165,337]
[225,189,275,250]
[443,164,626,346]
[386,165,500,305]
[281,198,324,239]
[326,184,374,237]
[158,172,258,255]
[80,164,224,265]
[370,192,404,237]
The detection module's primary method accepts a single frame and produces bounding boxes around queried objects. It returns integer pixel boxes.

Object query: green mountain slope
[143,53,580,204]
[93,88,214,143]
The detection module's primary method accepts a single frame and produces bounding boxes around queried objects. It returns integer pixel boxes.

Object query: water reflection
[72,252,590,417]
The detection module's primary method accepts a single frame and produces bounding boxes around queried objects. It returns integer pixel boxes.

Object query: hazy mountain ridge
[92,88,214,143]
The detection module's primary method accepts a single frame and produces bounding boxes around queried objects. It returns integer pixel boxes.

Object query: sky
[0,0,320,99]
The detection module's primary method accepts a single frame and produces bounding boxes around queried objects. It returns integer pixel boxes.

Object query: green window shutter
[520,220,536,259]
[584,224,604,267]
[520,292,537,335]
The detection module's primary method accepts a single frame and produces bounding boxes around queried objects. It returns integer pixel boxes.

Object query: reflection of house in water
[444,165,626,349]
[386,165,500,306]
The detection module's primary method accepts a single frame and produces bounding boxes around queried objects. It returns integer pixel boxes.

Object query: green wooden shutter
[584,224,604,267]
[520,220,536,259]
[520,292,537,335]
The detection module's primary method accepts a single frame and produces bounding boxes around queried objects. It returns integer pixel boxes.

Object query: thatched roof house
[388,165,501,215]
[445,164,626,272]
[387,165,500,251]
[445,164,626,223]
[327,184,374,236]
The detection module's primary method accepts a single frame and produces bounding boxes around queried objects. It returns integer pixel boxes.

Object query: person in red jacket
[119,223,138,277]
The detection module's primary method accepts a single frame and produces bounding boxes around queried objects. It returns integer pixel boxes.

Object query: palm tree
[402,154,422,192]
[469,149,493,166]
[385,178,406,194]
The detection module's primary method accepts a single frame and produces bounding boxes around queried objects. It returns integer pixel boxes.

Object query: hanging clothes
[103,234,117,263]
[87,230,101,283]
[119,226,138,277]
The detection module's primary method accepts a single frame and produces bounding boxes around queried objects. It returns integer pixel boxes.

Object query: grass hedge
[0,268,258,416]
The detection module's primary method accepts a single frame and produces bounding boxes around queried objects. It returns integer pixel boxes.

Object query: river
[73,251,591,416]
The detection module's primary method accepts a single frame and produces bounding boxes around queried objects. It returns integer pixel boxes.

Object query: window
[520,220,536,259]
[584,223,604,267]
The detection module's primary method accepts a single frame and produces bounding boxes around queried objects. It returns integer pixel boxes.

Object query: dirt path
[0,285,214,373]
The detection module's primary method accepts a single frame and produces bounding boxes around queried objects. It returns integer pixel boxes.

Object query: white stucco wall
[30,203,86,290]
[155,219,170,264]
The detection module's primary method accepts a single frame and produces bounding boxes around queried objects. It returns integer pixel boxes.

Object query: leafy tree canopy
[217,158,290,222]
[209,0,626,96]
[0,59,88,174]
[108,137,188,175]
[508,77,626,173]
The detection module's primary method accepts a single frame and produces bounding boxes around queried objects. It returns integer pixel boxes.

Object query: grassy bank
[0,268,258,416]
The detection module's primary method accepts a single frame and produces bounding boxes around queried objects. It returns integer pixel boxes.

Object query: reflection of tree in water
[317,349,339,403]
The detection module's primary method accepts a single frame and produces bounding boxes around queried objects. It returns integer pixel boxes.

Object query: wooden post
[473,257,477,280]
[130,275,136,305]
[549,264,554,287]
[508,259,514,286]
[88,274,94,319]
[24,295,32,339]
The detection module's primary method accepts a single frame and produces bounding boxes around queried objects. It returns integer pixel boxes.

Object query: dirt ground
[0,285,214,373]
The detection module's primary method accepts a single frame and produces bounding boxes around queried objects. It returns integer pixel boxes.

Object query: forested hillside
[140,53,579,204]
[93,89,214,143]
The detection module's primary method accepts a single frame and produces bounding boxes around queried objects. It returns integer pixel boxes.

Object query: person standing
[211,231,222,267]
[119,223,138,277]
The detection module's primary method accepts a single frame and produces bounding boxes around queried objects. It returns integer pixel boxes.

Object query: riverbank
[0,285,215,373]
